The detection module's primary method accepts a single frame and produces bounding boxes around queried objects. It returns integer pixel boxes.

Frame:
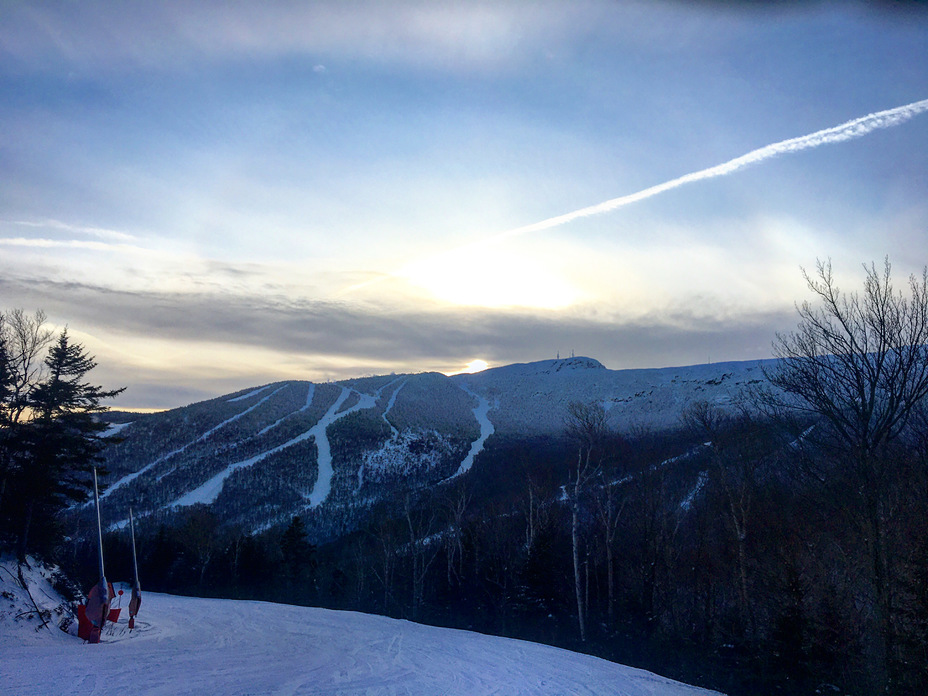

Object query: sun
[462,359,489,374]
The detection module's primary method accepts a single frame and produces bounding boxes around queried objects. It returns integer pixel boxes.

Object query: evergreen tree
[280,516,316,598]
[7,328,123,558]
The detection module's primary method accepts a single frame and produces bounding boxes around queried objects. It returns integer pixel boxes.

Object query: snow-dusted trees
[0,311,122,558]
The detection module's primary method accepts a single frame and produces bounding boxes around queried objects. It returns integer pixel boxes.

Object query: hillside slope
[84,357,771,540]
[0,569,722,696]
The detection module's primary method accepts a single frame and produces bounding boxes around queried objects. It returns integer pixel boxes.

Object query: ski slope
[1,589,722,696]
[448,383,495,479]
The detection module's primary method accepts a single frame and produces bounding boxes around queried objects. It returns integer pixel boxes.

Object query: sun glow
[462,359,489,373]
[397,245,580,310]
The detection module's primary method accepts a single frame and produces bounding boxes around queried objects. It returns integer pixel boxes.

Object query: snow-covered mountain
[86,357,772,540]
[0,557,721,696]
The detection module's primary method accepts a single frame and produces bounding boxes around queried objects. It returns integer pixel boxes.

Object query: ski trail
[306,387,378,507]
[256,383,315,437]
[355,378,406,491]
[447,384,495,480]
[172,384,382,510]
[153,386,288,482]
[99,386,286,501]
[381,379,406,436]
[679,470,709,512]
[227,384,272,402]
[171,385,328,508]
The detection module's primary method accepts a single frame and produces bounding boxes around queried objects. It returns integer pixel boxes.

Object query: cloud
[0,274,792,408]
[348,96,928,299]
[4,219,138,242]
[0,1,590,74]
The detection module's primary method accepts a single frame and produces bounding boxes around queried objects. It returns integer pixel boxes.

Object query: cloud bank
[0,274,791,409]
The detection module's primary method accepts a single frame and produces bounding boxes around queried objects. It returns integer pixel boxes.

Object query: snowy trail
[306,386,377,507]
[256,383,314,437]
[680,471,709,512]
[170,384,381,510]
[170,384,326,508]
[448,384,495,479]
[0,592,722,696]
[381,379,406,436]
[227,384,272,402]
[98,386,286,502]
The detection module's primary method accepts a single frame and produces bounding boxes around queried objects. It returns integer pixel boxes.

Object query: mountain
[83,357,772,541]
[0,557,721,696]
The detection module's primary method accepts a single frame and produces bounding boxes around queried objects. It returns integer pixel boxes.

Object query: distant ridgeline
[69,357,772,543]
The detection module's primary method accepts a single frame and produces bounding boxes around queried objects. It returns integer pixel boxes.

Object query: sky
[1,1,927,410]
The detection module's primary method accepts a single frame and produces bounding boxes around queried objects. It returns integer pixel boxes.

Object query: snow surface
[447,384,495,479]
[1,565,723,696]
[455,356,773,436]
[306,386,376,507]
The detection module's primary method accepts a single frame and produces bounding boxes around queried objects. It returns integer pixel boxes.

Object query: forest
[6,261,928,696]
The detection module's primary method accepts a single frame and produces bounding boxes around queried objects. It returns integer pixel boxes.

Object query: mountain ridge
[83,356,774,541]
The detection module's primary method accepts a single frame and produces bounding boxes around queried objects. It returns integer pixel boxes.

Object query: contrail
[342,97,928,295]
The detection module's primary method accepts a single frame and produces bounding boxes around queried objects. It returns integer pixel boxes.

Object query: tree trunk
[865,486,894,691]
[572,458,586,642]
[606,542,615,623]
[18,499,34,562]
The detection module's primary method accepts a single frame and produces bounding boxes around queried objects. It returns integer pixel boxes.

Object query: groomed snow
[0,589,723,696]
[448,383,495,479]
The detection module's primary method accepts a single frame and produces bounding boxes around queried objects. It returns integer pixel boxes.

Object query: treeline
[67,414,928,695]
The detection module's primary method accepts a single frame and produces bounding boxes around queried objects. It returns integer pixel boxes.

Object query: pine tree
[280,516,316,598]
[11,329,124,558]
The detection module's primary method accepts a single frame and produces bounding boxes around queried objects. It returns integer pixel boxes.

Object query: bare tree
[564,400,608,642]
[763,258,928,688]
[683,400,774,644]
[441,481,470,586]
[590,464,625,625]
[0,309,54,425]
[403,492,439,618]
[0,310,54,516]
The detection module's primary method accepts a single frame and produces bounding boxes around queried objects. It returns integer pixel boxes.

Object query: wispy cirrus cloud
[1,1,594,74]
[349,97,928,302]
[3,219,138,242]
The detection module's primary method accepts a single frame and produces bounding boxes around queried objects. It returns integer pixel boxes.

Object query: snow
[256,383,315,437]
[1,561,723,696]
[306,386,376,507]
[100,386,286,502]
[455,356,773,436]
[102,421,133,437]
[381,379,406,436]
[170,384,317,508]
[226,384,272,402]
[169,385,383,509]
[680,470,709,511]
[359,429,456,486]
[447,383,495,479]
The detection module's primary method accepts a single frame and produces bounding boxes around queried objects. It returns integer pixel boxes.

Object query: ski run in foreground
[1,569,722,696]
